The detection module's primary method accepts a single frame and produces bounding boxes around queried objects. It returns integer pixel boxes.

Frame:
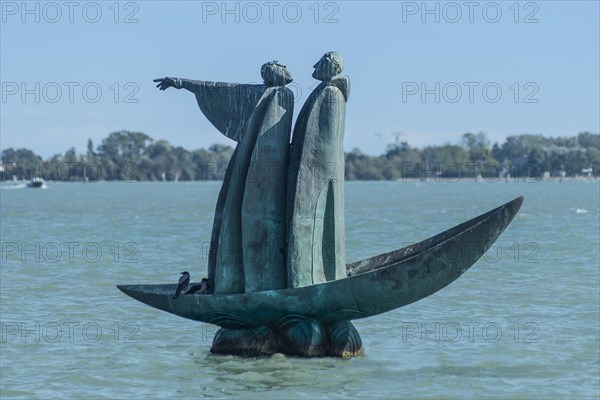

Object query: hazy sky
[1,1,599,157]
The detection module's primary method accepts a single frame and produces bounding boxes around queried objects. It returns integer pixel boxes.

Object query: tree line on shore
[1,130,598,182]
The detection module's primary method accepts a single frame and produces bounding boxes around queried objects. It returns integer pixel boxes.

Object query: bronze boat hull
[118,196,523,329]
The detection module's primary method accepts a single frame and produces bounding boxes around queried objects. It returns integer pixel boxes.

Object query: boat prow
[118,196,523,329]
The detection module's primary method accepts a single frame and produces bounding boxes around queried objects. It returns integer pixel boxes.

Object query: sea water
[1,180,599,398]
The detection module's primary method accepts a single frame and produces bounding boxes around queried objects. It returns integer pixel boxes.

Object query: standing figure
[287,52,350,288]
[154,61,294,294]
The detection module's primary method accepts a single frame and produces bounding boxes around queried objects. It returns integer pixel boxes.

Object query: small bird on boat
[173,271,190,299]
[187,278,209,294]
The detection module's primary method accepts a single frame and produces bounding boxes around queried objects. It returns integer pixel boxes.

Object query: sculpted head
[261,61,293,86]
[312,52,343,81]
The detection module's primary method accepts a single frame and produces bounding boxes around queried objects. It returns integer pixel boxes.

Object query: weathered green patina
[154,62,293,294]
[287,52,349,288]
[118,196,523,355]
[120,54,524,358]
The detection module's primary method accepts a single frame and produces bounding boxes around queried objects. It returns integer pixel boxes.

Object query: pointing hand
[153,77,177,91]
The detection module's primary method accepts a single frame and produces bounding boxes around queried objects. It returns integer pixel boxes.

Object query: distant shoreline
[2,176,598,185]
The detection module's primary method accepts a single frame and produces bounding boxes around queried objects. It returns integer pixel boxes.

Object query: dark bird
[173,271,190,299]
[187,278,210,294]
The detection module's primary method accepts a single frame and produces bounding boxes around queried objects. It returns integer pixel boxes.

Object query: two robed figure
[154,52,350,295]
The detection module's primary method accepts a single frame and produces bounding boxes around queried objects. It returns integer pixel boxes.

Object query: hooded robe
[178,79,293,293]
[286,76,350,288]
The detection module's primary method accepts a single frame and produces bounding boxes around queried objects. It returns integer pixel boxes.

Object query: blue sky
[1,0,599,157]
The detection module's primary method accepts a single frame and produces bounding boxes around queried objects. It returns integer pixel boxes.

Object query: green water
[1,180,599,398]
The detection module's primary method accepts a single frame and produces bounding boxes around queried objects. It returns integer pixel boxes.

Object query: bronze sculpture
[119,52,523,358]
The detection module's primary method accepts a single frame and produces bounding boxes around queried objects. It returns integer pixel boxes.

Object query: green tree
[0,148,43,180]
[87,139,95,158]
[577,132,600,149]
[97,131,153,160]
[422,144,471,178]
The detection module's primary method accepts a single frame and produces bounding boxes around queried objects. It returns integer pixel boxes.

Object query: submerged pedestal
[210,319,364,358]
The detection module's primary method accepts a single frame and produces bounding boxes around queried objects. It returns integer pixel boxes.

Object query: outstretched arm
[153,77,207,93]
[152,77,267,142]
